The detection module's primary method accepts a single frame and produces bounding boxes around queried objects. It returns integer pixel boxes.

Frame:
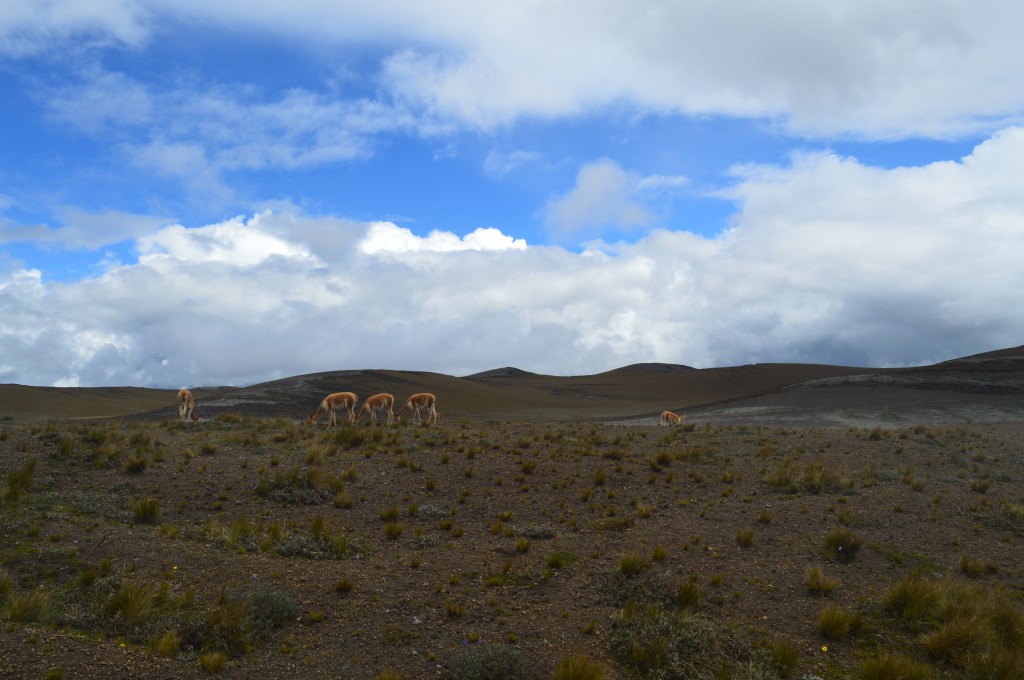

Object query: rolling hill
[2,344,1023,426]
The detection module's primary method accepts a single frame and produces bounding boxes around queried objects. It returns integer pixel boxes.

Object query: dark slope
[683,345,1024,427]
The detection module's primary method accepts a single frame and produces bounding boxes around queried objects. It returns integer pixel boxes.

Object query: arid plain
[1,346,1023,679]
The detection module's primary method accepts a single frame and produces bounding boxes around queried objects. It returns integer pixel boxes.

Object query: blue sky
[1,1,1023,387]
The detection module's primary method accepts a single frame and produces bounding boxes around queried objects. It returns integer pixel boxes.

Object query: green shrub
[608,605,779,679]
[444,641,528,680]
[248,583,299,632]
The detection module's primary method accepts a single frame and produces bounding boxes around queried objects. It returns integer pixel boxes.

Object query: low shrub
[444,641,528,680]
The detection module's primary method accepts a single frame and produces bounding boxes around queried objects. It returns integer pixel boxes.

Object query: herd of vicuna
[176,387,685,427]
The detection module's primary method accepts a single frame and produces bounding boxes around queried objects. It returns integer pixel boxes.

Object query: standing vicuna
[177,389,199,423]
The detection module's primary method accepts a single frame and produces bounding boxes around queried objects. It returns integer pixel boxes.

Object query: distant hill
[3,346,1023,426]
[0,386,235,421]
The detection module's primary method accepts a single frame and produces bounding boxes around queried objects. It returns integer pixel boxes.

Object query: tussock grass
[3,456,36,503]
[9,589,51,623]
[816,605,863,640]
[618,551,648,577]
[824,527,863,562]
[103,579,157,625]
[0,568,13,601]
[880,573,1024,674]
[200,651,226,674]
[553,653,611,680]
[735,527,755,547]
[150,629,182,657]
[134,497,160,524]
[859,652,934,679]
[805,565,839,595]
[675,580,701,612]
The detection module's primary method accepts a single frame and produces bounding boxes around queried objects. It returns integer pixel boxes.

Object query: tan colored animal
[307,392,359,427]
[177,389,199,422]
[355,393,395,425]
[396,392,439,425]
[660,410,684,426]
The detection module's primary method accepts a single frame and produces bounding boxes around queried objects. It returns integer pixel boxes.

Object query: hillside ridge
[3,345,1024,426]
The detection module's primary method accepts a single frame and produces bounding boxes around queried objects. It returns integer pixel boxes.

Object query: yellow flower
[821,645,828,652]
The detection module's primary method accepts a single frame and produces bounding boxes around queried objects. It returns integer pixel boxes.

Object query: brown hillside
[0,385,234,421]
[3,345,1024,426]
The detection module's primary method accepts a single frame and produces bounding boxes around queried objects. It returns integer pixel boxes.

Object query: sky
[1,1,1023,388]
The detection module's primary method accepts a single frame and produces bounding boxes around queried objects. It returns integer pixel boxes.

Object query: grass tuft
[805,565,839,596]
[824,526,863,562]
[552,652,611,680]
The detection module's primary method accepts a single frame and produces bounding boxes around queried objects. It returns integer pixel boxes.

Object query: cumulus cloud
[5,1,1023,139]
[543,159,686,240]
[358,222,527,255]
[2,128,1023,387]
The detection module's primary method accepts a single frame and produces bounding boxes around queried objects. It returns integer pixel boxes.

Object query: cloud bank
[5,1,1024,139]
[2,129,1022,387]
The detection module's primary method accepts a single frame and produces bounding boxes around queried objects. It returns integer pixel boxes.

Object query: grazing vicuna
[396,392,439,425]
[355,393,395,425]
[307,392,359,427]
[660,410,684,426]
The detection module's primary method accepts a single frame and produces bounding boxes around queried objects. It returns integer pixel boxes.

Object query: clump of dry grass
[824,526,863,562]
[805,565,839,596]
[3,457,36,503]
[552,653,611,680]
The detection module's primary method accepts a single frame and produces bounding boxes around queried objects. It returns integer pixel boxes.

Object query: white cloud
[0,0,147,56]
[544,159,686,239]
[2,128,1023,387]
[39,69,411,191]
[358,222,527,255]
[483,149,542,177]
[0,207,174,250]
[5,1,1023,140]
[138,212,314,266]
